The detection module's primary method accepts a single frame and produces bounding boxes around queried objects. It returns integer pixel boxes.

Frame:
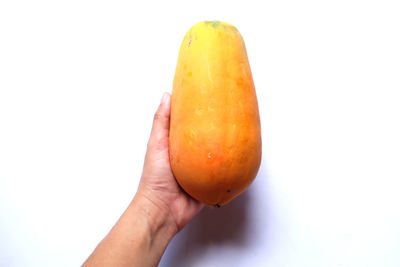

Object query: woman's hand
[137,92,203,232]
[84,92,203,267]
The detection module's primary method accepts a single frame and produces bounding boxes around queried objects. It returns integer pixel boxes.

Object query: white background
[1,0,399,266]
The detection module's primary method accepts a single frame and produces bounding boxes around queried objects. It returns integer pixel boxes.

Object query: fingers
[153,92,171,131]
[147,92,171,152]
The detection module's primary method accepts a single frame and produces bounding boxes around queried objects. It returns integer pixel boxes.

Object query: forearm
[83,195,177,267]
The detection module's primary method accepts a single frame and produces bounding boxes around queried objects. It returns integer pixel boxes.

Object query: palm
[141,144,203,231]
[139,93,203,231]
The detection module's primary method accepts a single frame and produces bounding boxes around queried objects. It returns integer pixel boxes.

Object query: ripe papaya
[169,21,261,206]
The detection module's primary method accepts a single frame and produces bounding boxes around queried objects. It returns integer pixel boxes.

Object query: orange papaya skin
[169,21,261,206]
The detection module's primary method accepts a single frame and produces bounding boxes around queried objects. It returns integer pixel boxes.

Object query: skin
[83,92,203,267]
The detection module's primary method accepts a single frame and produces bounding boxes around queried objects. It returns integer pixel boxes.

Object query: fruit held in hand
[169,21,261,206]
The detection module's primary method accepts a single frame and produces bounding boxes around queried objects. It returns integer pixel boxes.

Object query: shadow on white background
[160,162,272,267]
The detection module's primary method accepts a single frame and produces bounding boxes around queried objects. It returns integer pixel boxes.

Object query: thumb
[147,92,171,152]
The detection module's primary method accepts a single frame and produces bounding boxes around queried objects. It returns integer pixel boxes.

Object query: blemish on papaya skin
[188,35,192,47]
[215,203,221,208]
[227,189,231,193]
[194,108,202,115]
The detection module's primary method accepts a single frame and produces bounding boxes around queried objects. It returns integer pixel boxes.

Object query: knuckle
[153,111,162,122]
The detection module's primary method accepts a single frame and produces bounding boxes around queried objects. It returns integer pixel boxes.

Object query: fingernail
[161,92,168,105]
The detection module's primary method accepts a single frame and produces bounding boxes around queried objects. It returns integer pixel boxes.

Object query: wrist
[130,192,178,243]
[83,192,177,267]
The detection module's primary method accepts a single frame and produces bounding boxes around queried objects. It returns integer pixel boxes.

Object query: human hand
[136,92,203,233]
[84,92,202,267]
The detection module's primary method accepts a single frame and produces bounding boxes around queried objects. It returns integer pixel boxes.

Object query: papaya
[169,21,261,206]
